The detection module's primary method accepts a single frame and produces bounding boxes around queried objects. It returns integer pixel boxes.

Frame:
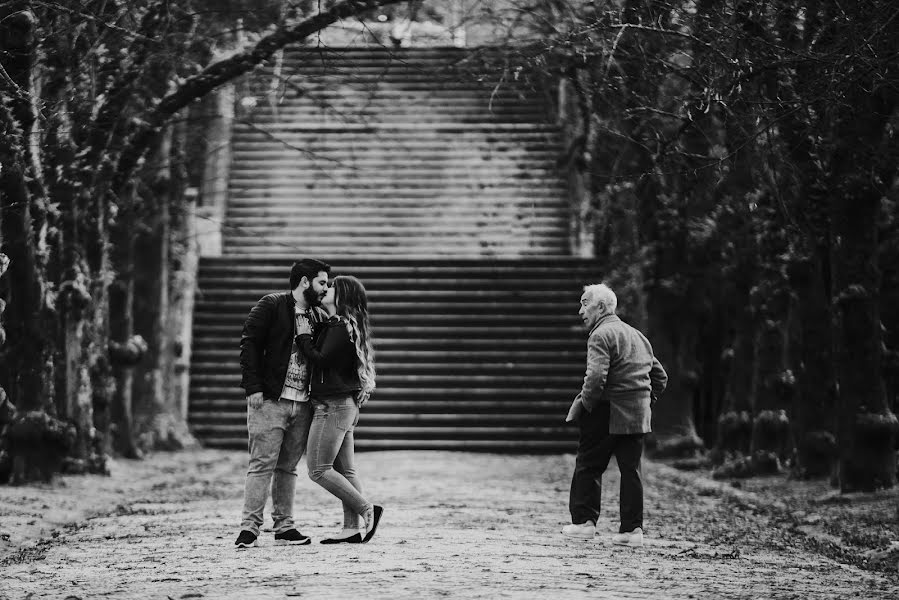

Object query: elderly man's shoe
[561,521,596,539]
[612,527,643,547]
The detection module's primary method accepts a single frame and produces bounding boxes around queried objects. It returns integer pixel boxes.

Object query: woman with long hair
[295,275,382,544]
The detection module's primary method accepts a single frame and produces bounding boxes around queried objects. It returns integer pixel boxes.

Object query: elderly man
[562,283,668,547]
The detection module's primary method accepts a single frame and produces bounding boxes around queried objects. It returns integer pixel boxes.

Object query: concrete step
[219,244,569,255]
[195,293,581,305]
[189,398,570,413]
[228,162,560,173]
[196,274,587,289]
[244,114,548,125]
[228,178,564,188]
[192,340,581,354]
[226,195,566,204]
[231,135,561,144]
[196,256,598,269]
[222,230,567,241]
[223,211,566,222]
[219,249,571,258]
[234,122,556,132]
[244,84,539,96]
[191,412,570,427]
[230,150,561,160]
[200,437,575,452]
[191,424,574,442]
[191,347,584,360]
[193,306,578,320]
[228,165,560,175]
[189,386,578,399]
[191,361,583,374]
[190,373,576,386]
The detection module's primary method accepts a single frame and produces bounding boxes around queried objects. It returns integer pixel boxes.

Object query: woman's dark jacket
[239,292,327,399]
[297,316,361,397]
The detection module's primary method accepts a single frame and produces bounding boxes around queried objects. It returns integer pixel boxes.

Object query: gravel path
[2,449,897,599]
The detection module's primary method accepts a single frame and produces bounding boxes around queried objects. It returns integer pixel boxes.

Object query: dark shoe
[321,532,363,544]
[235,530,258,548]
[274,529,311,545]
[362,505,383,544]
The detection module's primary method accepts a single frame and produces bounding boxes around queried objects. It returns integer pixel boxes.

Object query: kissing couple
[234,258,383,548]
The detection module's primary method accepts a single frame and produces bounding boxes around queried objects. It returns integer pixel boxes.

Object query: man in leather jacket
[234,258,331,548]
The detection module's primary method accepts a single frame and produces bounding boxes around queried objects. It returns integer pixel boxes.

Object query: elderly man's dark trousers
[569,402,644,533]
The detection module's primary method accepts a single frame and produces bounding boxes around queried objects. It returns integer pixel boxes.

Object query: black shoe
[235,530,258,548]
[274,529,311,545]
[362,505,383,544]
[321,532,363,544]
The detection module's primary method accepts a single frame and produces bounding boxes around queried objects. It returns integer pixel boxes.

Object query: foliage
[0,0,411,482]
[459,0,899,486]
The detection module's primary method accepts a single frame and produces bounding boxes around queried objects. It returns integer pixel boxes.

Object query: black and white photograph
[1,1,898,598]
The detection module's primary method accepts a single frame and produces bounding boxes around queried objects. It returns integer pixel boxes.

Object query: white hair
[583,283,617,314]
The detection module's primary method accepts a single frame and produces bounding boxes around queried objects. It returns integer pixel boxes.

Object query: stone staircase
[224,47,568,257]
[190,257,599,451]
[188,47,599,451]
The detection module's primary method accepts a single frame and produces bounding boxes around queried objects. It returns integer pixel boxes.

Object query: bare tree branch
[114,0,409,193]
[86,1,170,175]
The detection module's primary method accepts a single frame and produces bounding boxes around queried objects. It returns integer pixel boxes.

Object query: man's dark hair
[290,258,331,290]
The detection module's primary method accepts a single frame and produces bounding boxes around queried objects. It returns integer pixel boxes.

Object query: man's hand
[566,395,585,423]
[247,392,264,409]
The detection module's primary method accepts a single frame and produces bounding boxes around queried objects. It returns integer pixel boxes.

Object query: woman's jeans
[307,394,370,527]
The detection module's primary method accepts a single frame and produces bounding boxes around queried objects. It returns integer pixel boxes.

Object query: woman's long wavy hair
[332,275,376,398]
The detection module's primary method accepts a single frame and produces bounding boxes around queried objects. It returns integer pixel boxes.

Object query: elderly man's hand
[566,395,585,423]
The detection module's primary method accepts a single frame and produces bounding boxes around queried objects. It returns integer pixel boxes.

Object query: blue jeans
[307,395,371,526]
[241,398,313,535]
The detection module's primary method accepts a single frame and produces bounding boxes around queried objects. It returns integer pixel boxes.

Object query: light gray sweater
[578,314,668,434]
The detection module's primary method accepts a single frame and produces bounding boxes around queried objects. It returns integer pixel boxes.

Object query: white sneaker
[562,521,597,539]
[612,527,643,547]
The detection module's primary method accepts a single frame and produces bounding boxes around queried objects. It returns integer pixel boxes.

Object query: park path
[1,449,897,600]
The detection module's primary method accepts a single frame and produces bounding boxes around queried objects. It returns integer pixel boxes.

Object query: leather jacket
[296,316,361,397]
[239,291,327,398]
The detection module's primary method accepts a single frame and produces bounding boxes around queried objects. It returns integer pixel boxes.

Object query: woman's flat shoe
[362,505,383,543]
[320,532,362,544]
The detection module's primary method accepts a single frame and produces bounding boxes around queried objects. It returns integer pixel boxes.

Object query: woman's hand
[295,315,313,337]
[355,390,370,407]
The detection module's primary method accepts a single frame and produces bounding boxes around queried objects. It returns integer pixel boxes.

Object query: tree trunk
[715,303,755,458]
[830,85,898,492]
[109,183,141,458]
[789,244,837,478]
[131,125,195,451]
[169,185,201,437]
[0,4,50,414]
[0,253,11,483]
[646,294,704,456]
[746,213,794,465]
